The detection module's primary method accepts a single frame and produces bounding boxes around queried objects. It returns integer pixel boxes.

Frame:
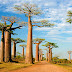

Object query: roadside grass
[53,63,72,72]
[0,62,32,72]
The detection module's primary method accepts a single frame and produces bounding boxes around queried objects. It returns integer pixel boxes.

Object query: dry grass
[54,63,72,72]
[0,62,32,72]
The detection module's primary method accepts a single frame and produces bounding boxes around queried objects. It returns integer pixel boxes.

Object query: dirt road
[9,61,72,72]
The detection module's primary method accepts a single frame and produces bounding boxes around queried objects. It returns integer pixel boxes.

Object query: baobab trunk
[48,46,51,62]
[5,28,11,62]
[12,41,16,58]
[41,53,43,61]
[25,15,33,64]
[35,44,39,62]
[22,47,24,58]
[0,29,4,62]
[69,54,71,61]
[51,49,52,61]
[46,53,48,61]
[39,54,41,61]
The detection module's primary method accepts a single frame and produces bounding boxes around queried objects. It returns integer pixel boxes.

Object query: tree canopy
[42,42,58,48]
[11,38,25,43]
[66,11,72,24]
[14,3,55,28]
[19,44,27,48]
[33,38,45,44]
[14,3,42,16]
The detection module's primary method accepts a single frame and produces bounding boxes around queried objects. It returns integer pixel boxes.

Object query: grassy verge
[0,62,32,72]
[53,63,72,72]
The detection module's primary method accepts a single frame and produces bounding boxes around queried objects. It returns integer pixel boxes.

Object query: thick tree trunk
[22,47,24,58]
[69,54,71,61]
[25,15,33,64]
[39,54,41,61]
[46,52,48,61]
[51,49,52,61]
[48,46,51,62]
[35,44,39,62]
[12,41,16,58]
[5,29,11,62]
[0,29,5,62]
[41,53,42,61]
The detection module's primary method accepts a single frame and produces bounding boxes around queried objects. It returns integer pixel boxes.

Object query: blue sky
[0,0,72,59]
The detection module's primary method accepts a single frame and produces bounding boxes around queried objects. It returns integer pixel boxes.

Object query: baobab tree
[42,42,58,62]
[1,16,22,62]
[19,44,26,58]
[14,3,54,64]
[50,43,58,61]
[43,48,48,61]
[66,11,72,24]
[11,38,25,58]
[14,3,42,64]
[0,23,5,62]
[33,38,45,62]
[42,42,51,62]
[68,51,72,61]
[39,49,43,61]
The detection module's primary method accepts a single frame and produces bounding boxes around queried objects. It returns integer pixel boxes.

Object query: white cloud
[44,2,57,7]
[34,27,52,31]
[0,0,72,43]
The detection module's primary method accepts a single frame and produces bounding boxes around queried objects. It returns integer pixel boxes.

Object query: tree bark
[46,52,48,61]
[35,44,39,62]
[48,46,51,62]
[0,29,5,62]
[12,41,16,58]
[22,47,24,58]
[25,15,33,64]
[41,53,42,61]
[51,49,52,61]
[39,54,41,61]
[5,28,11,62]
[69,54,71,61]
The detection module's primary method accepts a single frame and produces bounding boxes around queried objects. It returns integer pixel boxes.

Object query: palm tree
[19,44,26,58]
[66,11,72,24]
[11,38,25,58]
[33,38,45,62]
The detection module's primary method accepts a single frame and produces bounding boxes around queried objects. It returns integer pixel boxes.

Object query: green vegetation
[52,57,72,71]
[66,11,72,24]
[52,57,71,64]
[0,62,32,72]
[55,63,72,72]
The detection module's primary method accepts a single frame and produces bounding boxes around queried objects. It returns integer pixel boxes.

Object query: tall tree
[66,11,72,24]
[50,43,58,61]
[0,23,5,62]
[14,3,54,64]
[42,42,58,62]
[19,44,26,58]
[33,38,45,62]
[11,38,25,58]
[44,48,48,61]
[14,3,42,64]
[1,16,22,62]
[39,49,43,61]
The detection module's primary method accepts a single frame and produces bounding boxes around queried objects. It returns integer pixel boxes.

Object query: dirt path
[9,61,71,72]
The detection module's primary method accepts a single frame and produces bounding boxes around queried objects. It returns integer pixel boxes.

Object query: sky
[0,0,72,59]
